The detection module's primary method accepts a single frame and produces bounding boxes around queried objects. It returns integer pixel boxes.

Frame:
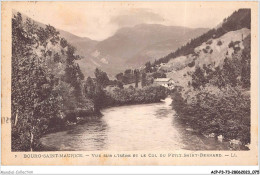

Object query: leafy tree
[117,81,124,89]
[191,67,207,89]
[141,72,147,88]
[115,73,123,81]
[241,35,251,88]
[124,69,132,75]
[145,61,152,73]
[11,12,88,151]
[152,72,166,79]
[12,13,61,151]
[134,69,140,88]
[94,68,110,88]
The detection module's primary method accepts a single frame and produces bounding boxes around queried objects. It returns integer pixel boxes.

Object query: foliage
[134,69,140,88]
[172,87,250,145]
[11,12,89,151]
[217,40,223,46]
[151,71,166,79]
[145,61,152,73]
[172,31,251,147]
[141,72,147,87]
[191,35,250,90]
[115,69,135,84]
[94,68,110,88]
[106,86,168,106]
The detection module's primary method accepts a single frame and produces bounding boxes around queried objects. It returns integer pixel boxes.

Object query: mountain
[58,30,98,55]
[93,24,208,66]
[13,11,208,77]
[76,24,208,77]
[151,9,251,89]
[154,9,251,65]
[12,10,100,76]
[12,10,98,55]
[164,28,250,89]
[127,27,209,66]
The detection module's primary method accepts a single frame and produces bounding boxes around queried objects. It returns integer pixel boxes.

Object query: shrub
[172,87,250,145]
[217,40,223,46]
[106,86,168,106]
[203,48,208,53]
[188,60,195,67]
[228,41,234,48]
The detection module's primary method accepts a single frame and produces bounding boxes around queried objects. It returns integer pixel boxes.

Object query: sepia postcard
[1,1,259,165]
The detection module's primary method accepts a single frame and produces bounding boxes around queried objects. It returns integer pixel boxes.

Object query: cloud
[110,8,164,27]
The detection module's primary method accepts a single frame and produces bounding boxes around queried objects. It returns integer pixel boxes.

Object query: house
[154,78,175,90]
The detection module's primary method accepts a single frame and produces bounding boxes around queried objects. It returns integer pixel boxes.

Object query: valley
[11,8,251,151]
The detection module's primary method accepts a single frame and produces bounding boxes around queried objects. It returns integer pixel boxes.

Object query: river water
[40,98,231,151]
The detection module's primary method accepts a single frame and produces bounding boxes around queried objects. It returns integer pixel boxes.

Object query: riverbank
[39,96,237,151]
[171,88,250,150]
[36,86,168,151]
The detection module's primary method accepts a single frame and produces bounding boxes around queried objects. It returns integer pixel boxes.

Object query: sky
[10,1,239,41]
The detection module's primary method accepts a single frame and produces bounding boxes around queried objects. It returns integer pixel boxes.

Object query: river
[40,97,231,151]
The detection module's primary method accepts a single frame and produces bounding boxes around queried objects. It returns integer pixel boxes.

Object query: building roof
[154,78,172,82]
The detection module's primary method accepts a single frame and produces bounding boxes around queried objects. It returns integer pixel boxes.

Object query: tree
[117,81,124,89]
[85,77,95,99]
[124,69,132,75]
[115,73,123,81]
[191,67,207,89]
[134,69,140,88]
[12,13,61,151]
[11,12,90,151]
[95,68,110,88]
[241,35,251,88]
[141,72,147,88]
[145,61,152,73]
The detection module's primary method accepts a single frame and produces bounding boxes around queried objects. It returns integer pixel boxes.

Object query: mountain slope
[164,28,250,89]
[75,24,209,77]
[154,9,251,65]
[59,30,98,55]
[12,11,100,76]
[154,9,251,89]
[93,24,208,66]
[127,28,209,66]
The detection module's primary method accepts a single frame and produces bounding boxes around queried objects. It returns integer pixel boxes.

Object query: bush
[188,60,195,67]
[217,40,223,46]
[172,87,250,145]
[228,41,234,48]
[106,86,168,106]
[152,72,166,79]
[203,48,208,53]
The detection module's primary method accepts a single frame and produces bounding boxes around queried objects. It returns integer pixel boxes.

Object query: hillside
[12,10,101,77]
[59,30,98,55]
[153,9,252,148]
[154,9,251,65]
[127,28,209,66]
[14,11,209,77]
[163,28,250,89]
[78,24,208,77]
[11,11,100,151]
[92,24,208,68]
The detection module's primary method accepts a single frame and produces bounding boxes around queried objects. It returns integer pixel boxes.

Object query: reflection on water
[40,97,230,151]
[40,118,108,151]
